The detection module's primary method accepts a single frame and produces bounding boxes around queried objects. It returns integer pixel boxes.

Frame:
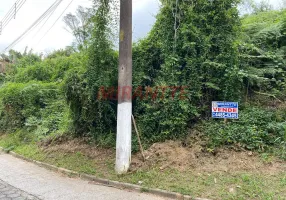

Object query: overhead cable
[32,0,63,39]
[0,0,27,34]
[35,0,75,47]
[3,0,63,52]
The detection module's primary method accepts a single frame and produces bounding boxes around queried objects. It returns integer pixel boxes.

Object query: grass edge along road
[0,135,285,200]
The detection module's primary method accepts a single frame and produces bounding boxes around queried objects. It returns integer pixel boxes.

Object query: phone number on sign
[212,112,238,119]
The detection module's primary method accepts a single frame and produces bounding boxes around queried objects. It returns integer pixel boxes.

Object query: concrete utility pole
[115,0,133,174]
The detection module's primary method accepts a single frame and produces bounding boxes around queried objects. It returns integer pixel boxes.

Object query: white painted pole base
[115,102,132,174]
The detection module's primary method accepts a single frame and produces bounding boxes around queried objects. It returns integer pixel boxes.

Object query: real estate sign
[212,101,238,119]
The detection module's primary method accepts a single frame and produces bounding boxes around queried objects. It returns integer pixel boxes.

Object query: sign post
[212,102,239,120]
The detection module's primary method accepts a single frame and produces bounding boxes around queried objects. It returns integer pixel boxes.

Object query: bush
[64,1,118,140]
[24,100,71,139]
[0,82,62,133]
[131,0,242,144]
[10,53,86,83]
[204,107,286,157]
[0,73,5,85]
[13,63,54,83]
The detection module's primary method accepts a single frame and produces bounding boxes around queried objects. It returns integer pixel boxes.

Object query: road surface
[0,152,167,200]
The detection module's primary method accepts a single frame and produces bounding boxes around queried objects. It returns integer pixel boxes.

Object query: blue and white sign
[212,101,238,119]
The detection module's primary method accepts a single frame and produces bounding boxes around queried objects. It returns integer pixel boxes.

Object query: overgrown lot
[0,1,286,199]
[0,134,285,200]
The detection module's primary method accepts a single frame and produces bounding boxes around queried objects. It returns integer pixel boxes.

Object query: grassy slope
[0,134,285,200]
[0,10,286,200]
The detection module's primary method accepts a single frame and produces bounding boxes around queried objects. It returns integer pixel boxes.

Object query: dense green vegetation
[0,0,285,159]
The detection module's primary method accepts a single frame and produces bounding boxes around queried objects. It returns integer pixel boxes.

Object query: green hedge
[204,107,286,159]
[0,82,62,133]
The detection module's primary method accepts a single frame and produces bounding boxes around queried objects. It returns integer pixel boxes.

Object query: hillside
[0,1,285,199]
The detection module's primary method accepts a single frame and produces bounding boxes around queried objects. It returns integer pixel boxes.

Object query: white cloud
[0,0,160,54]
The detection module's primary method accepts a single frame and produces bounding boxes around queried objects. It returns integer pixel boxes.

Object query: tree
[63,6,93,50]
[239,0,273,15]
[64,0,118,140]
[239,0,255,15]
[253,0,273,13]
[279,0,286,9]
[132,0,241,142]
[0,50,22,63]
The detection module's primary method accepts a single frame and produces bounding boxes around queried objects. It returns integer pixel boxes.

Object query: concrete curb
[0,147,211,200]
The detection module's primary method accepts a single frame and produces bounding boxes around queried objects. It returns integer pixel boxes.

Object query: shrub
[10,53,86,83]
[13,63,54,83]
[0,82,61,132]
[204,107,286,156]
[25,99,71,139]
[64,1,118,140]
[132,0,241,143]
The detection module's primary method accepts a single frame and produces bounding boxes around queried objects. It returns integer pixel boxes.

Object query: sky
[0,0,283,54]
[0,0,160,54]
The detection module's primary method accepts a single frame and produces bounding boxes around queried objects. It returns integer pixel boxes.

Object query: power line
[1,0,22,34]
[32,0,63,39]
[3,0,63,52]
[3,1,57,50]
[0,0,27,34]
[2,0,21,23]
[35,0,75,48]
[3,0,26,28]
[3,1,27,31]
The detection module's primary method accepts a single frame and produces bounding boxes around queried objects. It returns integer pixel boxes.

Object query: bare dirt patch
[131,140,286,174]
[39,136,286,175]
[41,137,114,161]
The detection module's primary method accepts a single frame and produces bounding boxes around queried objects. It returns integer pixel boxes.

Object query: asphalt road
[0,179,39,200]
[0,153,167,200]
